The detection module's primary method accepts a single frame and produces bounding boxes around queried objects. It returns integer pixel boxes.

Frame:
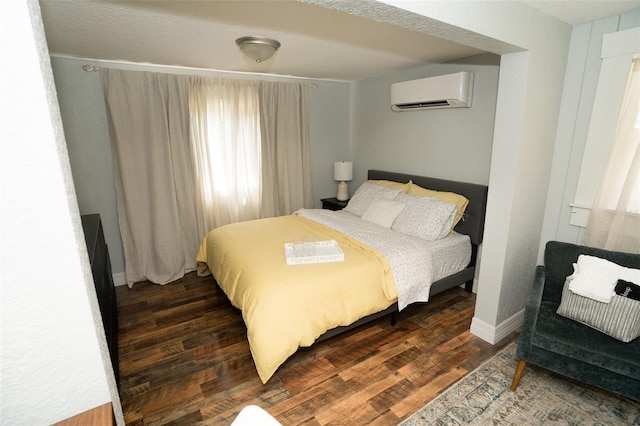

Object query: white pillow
[344,182,402,217]
[391,193,457,241]
[361,199,406,228]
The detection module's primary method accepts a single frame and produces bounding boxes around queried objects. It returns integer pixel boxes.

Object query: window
[581,55,640,252]
[595,59,640,214]
[190,78,262,224]
[571,27,640,225]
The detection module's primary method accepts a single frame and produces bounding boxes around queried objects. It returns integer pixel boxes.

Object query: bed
[196,170,488,383]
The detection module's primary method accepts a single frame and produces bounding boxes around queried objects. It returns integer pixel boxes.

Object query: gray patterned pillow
[557,280,640,342]
[344,182,402,217]
[391,193,457,241]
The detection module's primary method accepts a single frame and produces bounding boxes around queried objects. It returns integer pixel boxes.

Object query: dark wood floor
[116,272,516,425]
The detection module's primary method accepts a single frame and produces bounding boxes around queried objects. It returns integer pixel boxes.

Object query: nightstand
[321,197,348,211]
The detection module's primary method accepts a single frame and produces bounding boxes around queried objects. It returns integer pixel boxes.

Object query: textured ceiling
[522,0,639,25]
[39,0,639,81]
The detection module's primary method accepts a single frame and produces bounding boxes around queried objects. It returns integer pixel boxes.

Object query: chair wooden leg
[510,359,527,391]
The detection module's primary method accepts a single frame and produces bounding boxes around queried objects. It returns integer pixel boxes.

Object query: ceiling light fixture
[236,36,281,63]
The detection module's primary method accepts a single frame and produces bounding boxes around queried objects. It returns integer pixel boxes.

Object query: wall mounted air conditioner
[390,71,474,111]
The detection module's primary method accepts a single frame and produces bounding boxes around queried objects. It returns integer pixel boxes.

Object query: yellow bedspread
[195,214,398,383]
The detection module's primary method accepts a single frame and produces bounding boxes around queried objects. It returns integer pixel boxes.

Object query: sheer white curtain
[582,59,640,253]
[189,77,262,232]
[190,78,313,231]
[101,69,201,286]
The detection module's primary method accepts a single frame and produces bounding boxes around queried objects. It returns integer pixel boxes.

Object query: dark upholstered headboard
[368,170,488,246]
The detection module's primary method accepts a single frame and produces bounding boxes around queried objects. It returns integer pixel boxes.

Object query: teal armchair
[510,241,640,401]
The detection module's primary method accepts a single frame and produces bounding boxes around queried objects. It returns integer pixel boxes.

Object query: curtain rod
[81,64,319,88]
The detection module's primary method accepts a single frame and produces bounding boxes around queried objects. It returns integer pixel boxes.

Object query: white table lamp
[334,161,353,201]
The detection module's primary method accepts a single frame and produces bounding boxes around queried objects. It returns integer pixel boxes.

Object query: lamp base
[336,181,349,201]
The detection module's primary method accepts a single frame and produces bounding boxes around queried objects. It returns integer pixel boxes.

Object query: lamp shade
[334,161,353,181]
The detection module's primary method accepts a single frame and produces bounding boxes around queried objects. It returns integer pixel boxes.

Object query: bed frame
[314,169,489,342]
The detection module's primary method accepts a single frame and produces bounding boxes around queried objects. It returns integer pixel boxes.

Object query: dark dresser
[81,214,119,384]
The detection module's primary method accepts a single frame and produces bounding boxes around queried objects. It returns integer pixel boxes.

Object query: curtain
[102,71,314,286]
[101,69,200,286]
[582,60,640,254]
[259,81,313,217]
[189,77,262,232]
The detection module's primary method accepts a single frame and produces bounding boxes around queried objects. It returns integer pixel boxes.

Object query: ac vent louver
[394,100,452,110]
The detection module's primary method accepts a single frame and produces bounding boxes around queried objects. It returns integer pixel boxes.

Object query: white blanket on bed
[295,209,471,310]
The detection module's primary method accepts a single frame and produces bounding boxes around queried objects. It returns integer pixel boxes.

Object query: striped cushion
[557,280,640,343]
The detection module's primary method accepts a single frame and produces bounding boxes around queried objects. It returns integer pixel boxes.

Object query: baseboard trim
[113,272,127,287]
[470,308,524,344]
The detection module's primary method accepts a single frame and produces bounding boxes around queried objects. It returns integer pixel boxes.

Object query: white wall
[539,10,640,264]
[309,80,352,202]
[52,58,123,280]
[51,57,352,284]
[350,55,499,187]
[0,1,122,424]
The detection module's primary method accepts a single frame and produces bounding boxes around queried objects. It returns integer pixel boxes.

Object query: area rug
[400,342,639,425]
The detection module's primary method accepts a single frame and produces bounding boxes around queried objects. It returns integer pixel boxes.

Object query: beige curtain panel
[189,77,262,232]
[101,69,200,287]
[259,81,314,217]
